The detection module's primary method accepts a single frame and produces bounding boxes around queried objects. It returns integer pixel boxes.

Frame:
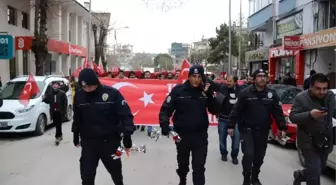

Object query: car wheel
[66,106,73,121]
[34,114,46,136]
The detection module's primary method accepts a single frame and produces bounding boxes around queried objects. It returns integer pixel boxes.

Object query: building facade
[0,0,96,83]
[170,42,191,66]
[247,0,335,86]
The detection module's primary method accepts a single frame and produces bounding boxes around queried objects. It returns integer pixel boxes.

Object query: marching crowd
[38,64,335,185]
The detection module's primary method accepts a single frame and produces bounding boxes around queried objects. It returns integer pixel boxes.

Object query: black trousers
[240,129,268,178]
[52,111,62,138]
[176,132,208,185]
[80,139,123,185]
[296,149,328,185]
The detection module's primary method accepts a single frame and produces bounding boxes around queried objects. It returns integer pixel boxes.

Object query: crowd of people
[57,65,335,185]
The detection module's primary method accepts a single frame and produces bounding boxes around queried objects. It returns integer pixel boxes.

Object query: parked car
[0,75,73,135]
[267,84,303,145]
[297,89,336,170]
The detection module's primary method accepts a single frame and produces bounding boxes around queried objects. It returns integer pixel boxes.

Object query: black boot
[221,155,228,161]
[178,177,186,185]
[251,170,262,185]
[293,170,303,185]
[242,172,250,185]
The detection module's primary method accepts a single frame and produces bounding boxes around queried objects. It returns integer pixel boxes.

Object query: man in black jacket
[210,76,242,164]
[303,70,316,90]
[72,68,135,185]
[159,65,219,185]
[43,82,68,145]
[228,69,287,185]
[290,74,335,185]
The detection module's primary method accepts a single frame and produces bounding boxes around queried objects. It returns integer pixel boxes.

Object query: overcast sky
[77,0,249,53]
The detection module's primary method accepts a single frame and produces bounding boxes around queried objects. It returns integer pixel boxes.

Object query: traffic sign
[0,35,14,59]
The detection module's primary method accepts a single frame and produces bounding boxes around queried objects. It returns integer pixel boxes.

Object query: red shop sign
[283,36,301,50]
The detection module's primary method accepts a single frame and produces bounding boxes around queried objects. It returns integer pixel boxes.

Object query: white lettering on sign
[69,45,82,55]
[301,32,336,48]
[270,49,294,58]
[18,38,25,49]
[0,38,8,44]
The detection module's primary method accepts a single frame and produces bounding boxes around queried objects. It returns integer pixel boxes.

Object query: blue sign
[0,35,14,59]
[171,42,184,55]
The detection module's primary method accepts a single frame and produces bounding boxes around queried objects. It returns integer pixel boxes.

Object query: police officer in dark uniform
[72,68,136,185]
[228,69,287,185]
[159,65,219,185]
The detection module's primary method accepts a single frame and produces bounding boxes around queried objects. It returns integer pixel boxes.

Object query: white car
[0,75,73,135]
[327,89,336,170]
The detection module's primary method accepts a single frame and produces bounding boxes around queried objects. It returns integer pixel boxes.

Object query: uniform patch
[102,93,109,101]
[279,101,282,106]
[121,100,127,106]
[194,68,198,74]
[166,96,171,103]
[81,81,86,86]
[202,92,206,96]
[267,92,273,98]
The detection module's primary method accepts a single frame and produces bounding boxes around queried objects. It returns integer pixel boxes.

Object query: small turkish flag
[177,59,191,84]
[19,74,40,106]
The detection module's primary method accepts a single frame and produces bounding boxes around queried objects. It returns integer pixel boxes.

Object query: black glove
[73,133,80,146]
[123,135,132,148]
[161,126,170,136]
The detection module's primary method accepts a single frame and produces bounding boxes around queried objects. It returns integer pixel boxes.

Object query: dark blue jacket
[72,85,135,140]
[159,81,219,134]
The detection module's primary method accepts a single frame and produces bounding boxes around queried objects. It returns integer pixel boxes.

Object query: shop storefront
[269,11,305,85]
[300,27,336,88]
[268,46,305,84]
[245,47,269,76]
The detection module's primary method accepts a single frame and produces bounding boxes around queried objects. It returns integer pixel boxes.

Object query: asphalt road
[0,122,334,185]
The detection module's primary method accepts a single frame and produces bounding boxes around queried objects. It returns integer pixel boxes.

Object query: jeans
[218,120,240,158]
[295,149,328,185]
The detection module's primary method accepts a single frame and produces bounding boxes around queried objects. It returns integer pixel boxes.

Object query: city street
[0,122,334,185]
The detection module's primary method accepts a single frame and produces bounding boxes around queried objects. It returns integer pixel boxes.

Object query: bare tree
[92,13,112,69]
[142,0,186,12]
[31,0,71,75]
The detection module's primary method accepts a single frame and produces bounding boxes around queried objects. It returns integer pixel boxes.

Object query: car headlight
[285,116,292,124]
[15,105,35,114]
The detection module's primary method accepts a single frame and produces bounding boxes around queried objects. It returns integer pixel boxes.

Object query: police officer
[228,69,287,185]
[159,65,219,185]
[72,68,136,185]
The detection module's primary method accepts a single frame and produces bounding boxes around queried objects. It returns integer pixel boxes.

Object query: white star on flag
[139,91,154,107]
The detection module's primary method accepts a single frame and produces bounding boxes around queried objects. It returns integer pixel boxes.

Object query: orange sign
[300,27,336,49]
[15,36,87,57]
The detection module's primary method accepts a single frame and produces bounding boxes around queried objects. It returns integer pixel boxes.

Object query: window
[22,12,29,29]
[9,58,16,79]
[22,51,28,75]
[7,6,16,25]
[1,81,45,99]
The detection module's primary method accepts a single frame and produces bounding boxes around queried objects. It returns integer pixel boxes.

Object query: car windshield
[268,85,303,104]
[0,81,46,100]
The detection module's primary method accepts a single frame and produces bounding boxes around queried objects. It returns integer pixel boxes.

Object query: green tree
[154,53,173,70]
[190,48,210,65]
[207,23,239,65]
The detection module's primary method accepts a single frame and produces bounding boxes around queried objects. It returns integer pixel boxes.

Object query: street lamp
[112,26,129,55]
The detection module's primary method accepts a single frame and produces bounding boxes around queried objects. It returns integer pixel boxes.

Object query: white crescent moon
[112,82,140,116]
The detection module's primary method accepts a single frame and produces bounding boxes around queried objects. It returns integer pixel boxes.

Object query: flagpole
[228,0,232,76]
[238,0,242,77]
[87,0,93,68]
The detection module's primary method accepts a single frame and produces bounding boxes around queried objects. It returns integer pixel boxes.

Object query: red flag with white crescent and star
[19,74,40,106]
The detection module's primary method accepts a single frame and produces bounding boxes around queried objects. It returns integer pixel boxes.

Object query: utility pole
[272,0,276,44]
[87,0,93,68]
[238,0,242,77]
[228,0,232,76]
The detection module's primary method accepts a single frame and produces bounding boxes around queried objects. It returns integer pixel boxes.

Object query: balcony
[279,0,296,15]
[248,3,273,32]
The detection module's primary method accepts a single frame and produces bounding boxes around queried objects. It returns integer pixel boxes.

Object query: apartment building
[246,0,335,86]
[0,0,96,83]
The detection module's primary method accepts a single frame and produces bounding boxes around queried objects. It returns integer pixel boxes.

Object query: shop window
[22,51,29,75]
[9,58,16,79]
[22,12,29,29]
[329,0,335,28]
[7,6,16,26]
